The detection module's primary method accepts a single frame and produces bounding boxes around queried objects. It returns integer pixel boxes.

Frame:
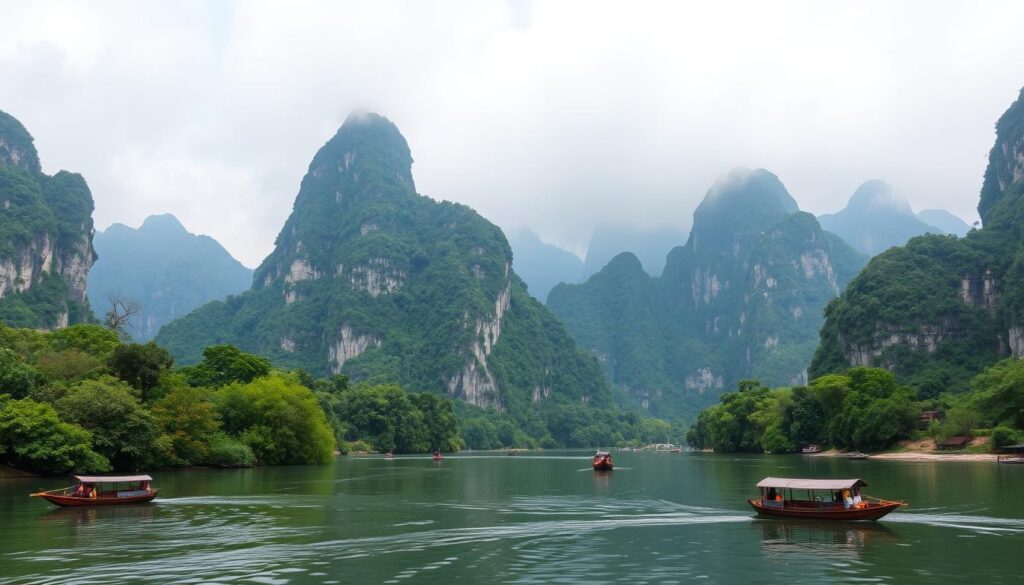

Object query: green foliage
[689,368,918,453]
[215,373,334,464]
[0,395,109,473]
[152,385,221,466]
[0,347,42,398]
[332,384,460,453]
[968,358,1024,428]
[205,432,257,467]
[183,345,271,388]
[55,378,160,470]
[990,426,1020,449]
[108,342,174,401]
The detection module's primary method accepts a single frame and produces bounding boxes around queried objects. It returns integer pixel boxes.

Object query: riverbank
[811,437,999,462]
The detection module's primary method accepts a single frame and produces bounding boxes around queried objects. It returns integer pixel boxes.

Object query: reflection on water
[757,518,899,560]
[2,452,1023,584]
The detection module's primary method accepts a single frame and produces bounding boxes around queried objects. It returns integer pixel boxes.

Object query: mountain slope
[810,86,1024,397]
[0,110,95,329]
[507,228,584,303]
[817,180,944,256]
[549,168,865,419]
[89,214,253,340]
[156,113,617,440]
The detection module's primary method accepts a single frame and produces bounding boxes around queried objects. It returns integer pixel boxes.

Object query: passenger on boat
[843,489,854,509]
[767,488,777,501]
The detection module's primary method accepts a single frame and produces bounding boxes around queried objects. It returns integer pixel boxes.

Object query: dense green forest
[1,322,679,475]
[686,363,1024,453]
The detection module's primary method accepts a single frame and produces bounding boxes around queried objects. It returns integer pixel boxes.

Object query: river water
[1,451,1022,584]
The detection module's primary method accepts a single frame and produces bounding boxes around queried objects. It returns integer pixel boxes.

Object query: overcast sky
[3,1,1023,266]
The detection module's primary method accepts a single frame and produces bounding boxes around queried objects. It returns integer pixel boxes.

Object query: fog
[2,0,1022,266]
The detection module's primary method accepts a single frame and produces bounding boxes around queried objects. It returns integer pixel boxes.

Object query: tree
[970,358,1024,428]
[215,373,334,464]
[152,385,221,466]
[337,384,429,453]
[184,345,272,388]
[0,395,109,473]
[0,348,42,399]
[108,342,174,401]
[55,378,160,470]
[410,392,460,452]
[103,295,141,339]
[45,324,120,359]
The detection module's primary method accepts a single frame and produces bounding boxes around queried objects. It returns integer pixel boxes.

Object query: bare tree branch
[104,294,142,340]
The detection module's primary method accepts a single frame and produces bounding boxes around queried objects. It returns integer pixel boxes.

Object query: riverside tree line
[686,364,1024,453]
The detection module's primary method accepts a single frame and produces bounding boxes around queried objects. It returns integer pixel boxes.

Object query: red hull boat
[31,474,158,508]
[593,451,613,471]
[750,477,904,521]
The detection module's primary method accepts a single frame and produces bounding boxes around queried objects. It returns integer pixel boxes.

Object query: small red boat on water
[593,451,613,471]
[432,450,443,461]
[749,477,904,521]
[31,474,158,507]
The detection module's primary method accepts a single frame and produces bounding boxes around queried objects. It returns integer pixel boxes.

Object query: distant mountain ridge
[817,180,965,256]
[507,228,583,303]
[549,168,866,420]
[0,110,96,329]
[88,214,253,340]
[582,224,688,279]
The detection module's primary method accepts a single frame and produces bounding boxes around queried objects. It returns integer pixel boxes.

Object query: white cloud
[2,0,1023,265]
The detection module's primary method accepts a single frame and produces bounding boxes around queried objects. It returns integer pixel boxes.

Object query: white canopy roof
[72,475,152,483]
[756,477,867,490]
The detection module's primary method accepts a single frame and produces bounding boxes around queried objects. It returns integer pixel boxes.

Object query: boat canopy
[756,477,867,490]
[72,475,152,483]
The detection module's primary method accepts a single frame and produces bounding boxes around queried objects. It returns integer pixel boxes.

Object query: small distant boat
[748,477,904,521]
[31,474,158,507]
[801,444,821,454]
[432,450,443,461]
[384,452,395,458]
[669,448,682,453]
[593,451,613,471]
[845,452,870,460]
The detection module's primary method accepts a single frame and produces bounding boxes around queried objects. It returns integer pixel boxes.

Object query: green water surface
[1,451,1021,584]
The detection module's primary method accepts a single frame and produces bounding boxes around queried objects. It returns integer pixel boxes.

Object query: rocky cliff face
[156,112,614,422]
[88,214,253,340]
[811,86,1024,397]
[548,168,865,419]
[0,110,95,329]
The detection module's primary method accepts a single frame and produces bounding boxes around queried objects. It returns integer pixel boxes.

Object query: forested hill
[156,112,627,444]
[0,110,96,329]
[811,86,1024,396]
[88,214,253,341]
[548,168,865,420]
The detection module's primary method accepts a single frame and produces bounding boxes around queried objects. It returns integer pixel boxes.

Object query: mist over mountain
[88,214,253,340]
[0,110,95,329]
[549,168,865,419]
[816,180,946,256]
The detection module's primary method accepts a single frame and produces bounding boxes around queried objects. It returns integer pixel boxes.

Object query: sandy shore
[811,445,998,462]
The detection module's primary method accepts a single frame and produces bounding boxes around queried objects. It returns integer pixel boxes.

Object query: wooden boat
[748,477,904,521]
[432,450,443,461]
[31,474,158,507]
[593,451,613,471]
[844,452,870,460]
[801,444,821,454]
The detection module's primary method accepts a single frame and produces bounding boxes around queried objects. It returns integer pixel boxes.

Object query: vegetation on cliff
[810,86,1024,394]
[0,110,96,329]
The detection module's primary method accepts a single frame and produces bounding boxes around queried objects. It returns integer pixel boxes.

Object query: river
[1,451,1021,584]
